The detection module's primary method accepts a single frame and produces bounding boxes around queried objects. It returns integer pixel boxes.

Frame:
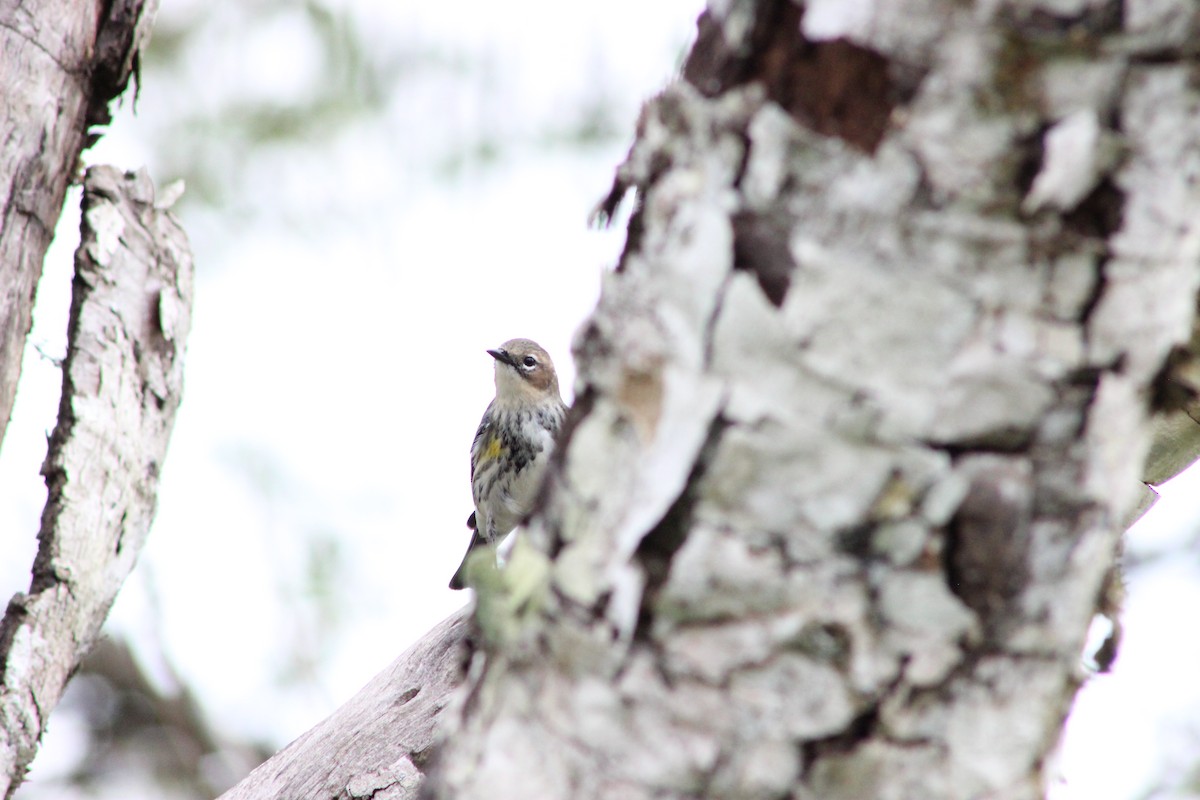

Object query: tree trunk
[432,2,1200,797]
[0,166,193,798]
[223,2,1200,798]
[0,3,167,794]
[0,0,157,448]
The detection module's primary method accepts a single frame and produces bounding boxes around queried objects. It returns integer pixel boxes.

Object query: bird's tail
[448,513,487,590]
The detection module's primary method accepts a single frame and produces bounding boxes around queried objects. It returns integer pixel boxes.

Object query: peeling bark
[429,2,1200,798]
[0,166,193,798]
[222,2,1200,799]
[0,0,158,448]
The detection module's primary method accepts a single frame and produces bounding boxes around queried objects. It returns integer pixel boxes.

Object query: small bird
[449,338,567,590]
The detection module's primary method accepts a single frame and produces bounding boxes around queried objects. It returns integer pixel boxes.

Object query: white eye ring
[522,355,537,368]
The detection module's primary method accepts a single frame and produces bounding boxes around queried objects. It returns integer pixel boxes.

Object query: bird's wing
[469,402,497,483]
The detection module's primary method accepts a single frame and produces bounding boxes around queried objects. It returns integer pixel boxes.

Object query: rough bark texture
[428,2,1200,799]
[220,2,1200,799]
[1144,302,1200,484]
[0,166,194,798]
[217,609,470,800]
[0,0,158,449]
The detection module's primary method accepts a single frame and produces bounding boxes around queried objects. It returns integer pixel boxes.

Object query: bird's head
[489,338,561,404]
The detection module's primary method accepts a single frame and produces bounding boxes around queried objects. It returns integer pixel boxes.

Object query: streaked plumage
[449,339,567,590]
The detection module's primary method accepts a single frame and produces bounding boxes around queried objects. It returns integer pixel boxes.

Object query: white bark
[222,2,1200,798]
[0,166,193,798]
[0,0,159,448]
[430,2,1200,798]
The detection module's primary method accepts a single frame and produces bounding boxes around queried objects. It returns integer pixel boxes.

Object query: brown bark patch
[683,2,900,153]
[732,211,795,307]
[944,459,1032,640]
[1062,177,1126,242]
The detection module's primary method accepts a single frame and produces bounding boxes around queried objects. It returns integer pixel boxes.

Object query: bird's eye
[522,356,537,368]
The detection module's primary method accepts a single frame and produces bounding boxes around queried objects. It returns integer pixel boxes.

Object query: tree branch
[217,607,470,800]
[0,166,194,798]
[0,0,158,448]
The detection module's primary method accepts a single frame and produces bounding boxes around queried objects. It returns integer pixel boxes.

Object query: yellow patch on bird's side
[484,436,504,461]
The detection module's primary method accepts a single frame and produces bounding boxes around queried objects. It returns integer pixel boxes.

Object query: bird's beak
[487,348,514,367]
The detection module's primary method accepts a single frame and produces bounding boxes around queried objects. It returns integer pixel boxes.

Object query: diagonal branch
[217,607,470,800]
[0,166,194,799]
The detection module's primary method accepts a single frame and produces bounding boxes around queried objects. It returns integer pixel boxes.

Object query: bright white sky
[1,1,1198,797]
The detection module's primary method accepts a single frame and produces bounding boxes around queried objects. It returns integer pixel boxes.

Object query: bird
[449,338,567,590]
